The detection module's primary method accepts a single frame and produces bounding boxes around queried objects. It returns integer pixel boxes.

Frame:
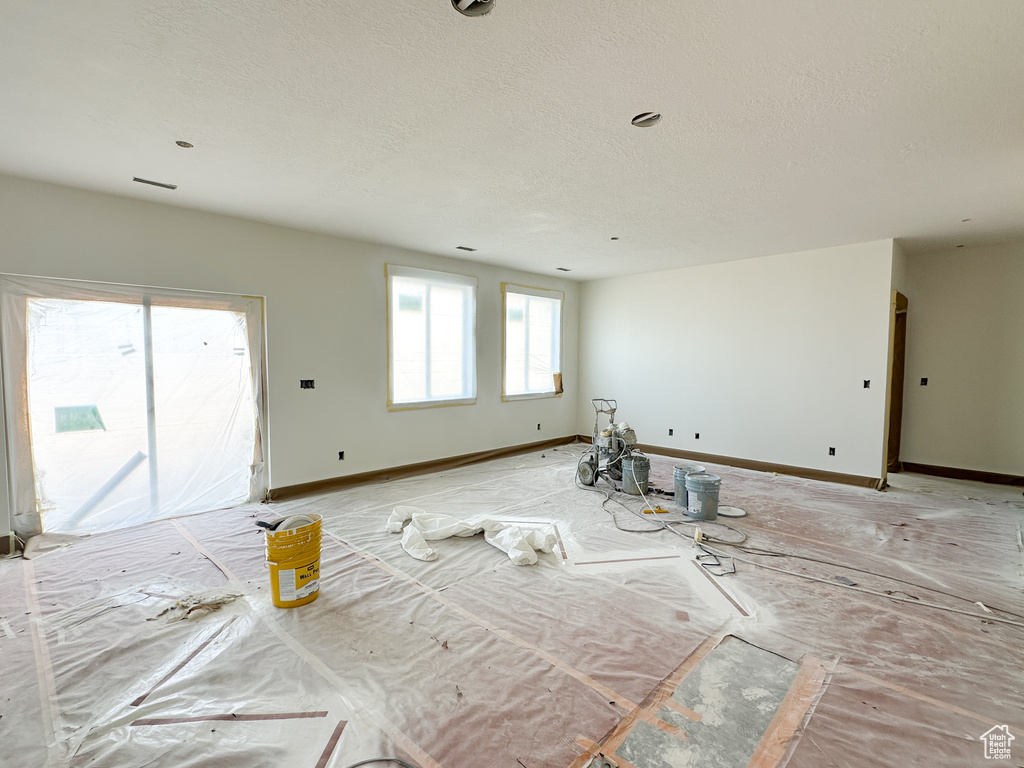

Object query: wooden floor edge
[627,442,880,489]
[268,435,581,501]
[899,462,1024,487]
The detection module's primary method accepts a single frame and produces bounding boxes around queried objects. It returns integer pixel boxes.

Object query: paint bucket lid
[277,514,315,531]
[685,472,721,490]
[674,463,705,476]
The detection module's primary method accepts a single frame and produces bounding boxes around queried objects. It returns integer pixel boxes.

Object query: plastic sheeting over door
[1,275,267,537]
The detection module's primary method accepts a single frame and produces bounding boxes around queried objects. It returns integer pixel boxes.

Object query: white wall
[901,242,1024,475]
[577,240,895,480]
[0,174,579,494]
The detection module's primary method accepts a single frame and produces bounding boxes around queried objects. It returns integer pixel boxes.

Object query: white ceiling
[2,1,1023,280]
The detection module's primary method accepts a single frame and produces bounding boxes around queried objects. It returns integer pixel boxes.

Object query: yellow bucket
[265,514,322,608]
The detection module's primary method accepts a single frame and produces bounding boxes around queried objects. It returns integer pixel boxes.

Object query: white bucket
[685,472,721,521]
[673,463,706,508]
[621,454,651,496]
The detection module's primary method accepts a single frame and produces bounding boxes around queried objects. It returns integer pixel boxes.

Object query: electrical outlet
[537,423,541,430]
[300,379,315,389]
[920,377,928,386]
[668,428,674,436]
[829,447,836,456]
[694,432,700,440]
[863,380,870,388]
[338,451,345,460]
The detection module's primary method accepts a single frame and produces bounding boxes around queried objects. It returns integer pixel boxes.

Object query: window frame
[386,264,478,411]
[501,282,564,402]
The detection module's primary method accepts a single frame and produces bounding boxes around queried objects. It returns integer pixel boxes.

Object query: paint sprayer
[576,398,648,492]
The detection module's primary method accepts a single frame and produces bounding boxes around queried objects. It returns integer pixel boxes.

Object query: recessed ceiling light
[175,140,193,148]
[556,267,571,272]
[456,246,477,252]
[133,176,177,190]
[452,0,492,16]
[631,112,661,128]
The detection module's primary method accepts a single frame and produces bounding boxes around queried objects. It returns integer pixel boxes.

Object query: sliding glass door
[2,276,266,536]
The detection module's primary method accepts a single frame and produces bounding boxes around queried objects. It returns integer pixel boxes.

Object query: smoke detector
[452,0,493,17]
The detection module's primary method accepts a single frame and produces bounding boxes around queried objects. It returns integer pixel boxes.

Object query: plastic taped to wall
[390,506,557,565]
[0,274,267,538]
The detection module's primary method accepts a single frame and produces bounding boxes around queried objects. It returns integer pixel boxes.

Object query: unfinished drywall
[0,174,579,498]
[900,241,1024,475]
[577,241,895,480]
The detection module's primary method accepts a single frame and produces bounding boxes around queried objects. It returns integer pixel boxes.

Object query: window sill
[501,391,562,403]
[387,397,477,412]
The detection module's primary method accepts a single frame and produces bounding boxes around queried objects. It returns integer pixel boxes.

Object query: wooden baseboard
[269,435,580,502]
[576,437,879,488]
[899,461,1024,487]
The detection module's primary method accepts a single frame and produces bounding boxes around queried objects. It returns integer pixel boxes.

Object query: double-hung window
[502,284,563,399]
[387,265,477,409]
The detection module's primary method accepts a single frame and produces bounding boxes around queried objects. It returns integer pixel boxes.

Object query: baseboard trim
[899,462,1024,487]
[587,438,879,489]
[269,435,580,502]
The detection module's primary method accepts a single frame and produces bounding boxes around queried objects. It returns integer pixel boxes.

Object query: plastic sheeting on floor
[1,444,1022,767]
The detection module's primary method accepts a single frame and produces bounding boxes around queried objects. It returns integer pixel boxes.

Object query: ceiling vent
[631,112,661,128]
[452,0,493,17]
[133,176,177,190]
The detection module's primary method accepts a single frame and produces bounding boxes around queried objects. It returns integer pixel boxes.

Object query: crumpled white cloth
[386,507,557,566]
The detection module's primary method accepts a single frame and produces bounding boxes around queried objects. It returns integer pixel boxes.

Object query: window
[387,265,476,409]
[502,284,563,399]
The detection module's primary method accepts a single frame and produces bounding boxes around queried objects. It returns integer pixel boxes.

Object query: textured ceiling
[1,0,1023,279]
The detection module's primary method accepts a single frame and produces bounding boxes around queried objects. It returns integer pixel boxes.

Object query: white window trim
[501,282,564,402]
[386,264,478,411]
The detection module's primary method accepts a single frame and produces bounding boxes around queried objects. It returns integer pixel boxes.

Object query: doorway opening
[884,291,909,476]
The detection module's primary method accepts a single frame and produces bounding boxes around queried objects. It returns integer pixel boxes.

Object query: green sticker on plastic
[54,405,106,433]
